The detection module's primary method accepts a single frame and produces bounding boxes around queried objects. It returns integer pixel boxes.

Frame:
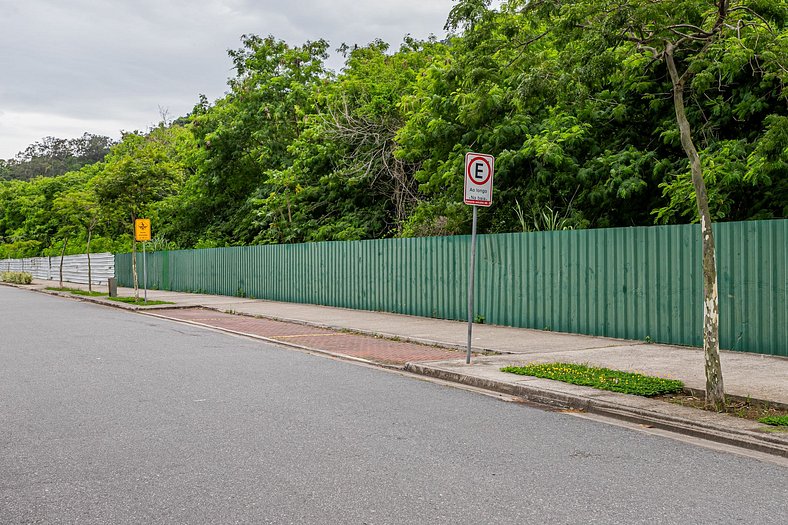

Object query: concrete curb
[404,362,788,459]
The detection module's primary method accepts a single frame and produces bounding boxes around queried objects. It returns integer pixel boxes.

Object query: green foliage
[2,2,787,258]
[514,201,577,232]
[400,201,468,237]
[502,362,685,397]
[1,271,33,284]
[93,126,191,228]
[522,0,788,224]
[0,240,42,259]
[145,236,179,252]
[759,415,788,427]
[68,289,108,297]
[185,35,330,245]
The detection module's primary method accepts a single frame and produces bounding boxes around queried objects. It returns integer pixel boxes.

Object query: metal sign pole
[143,241,148,304]
[466,205,478,364]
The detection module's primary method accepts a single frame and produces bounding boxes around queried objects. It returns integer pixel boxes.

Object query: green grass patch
[759,415,788,427]
[501,362,684,397]
[106,296,174,306]
[69,289,108,297]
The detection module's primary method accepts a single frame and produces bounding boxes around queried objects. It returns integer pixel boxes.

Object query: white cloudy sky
[0,0,458,159]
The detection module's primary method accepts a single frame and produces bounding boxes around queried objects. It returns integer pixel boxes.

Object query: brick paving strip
[153,308,468,366]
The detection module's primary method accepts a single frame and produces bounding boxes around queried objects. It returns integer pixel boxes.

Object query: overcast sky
[0,0,457,160]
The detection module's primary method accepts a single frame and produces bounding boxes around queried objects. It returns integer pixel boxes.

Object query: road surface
[1,286,786,524]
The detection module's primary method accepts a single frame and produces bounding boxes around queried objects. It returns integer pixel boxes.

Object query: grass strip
[46,287,107,297]
[501,362,684,397]
[69,290,108,297]
[106,297,174,306]
[758,415,788,427]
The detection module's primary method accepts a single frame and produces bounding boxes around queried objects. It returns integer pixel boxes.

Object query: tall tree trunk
[59,235,69,288]
[666,46,725,409]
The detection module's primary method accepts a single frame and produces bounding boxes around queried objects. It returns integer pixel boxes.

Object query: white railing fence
[0,253,115,285]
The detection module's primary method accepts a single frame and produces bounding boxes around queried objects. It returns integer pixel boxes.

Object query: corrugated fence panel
[717,220,787,356]
[113,220,787,356]
[1,253,114,285]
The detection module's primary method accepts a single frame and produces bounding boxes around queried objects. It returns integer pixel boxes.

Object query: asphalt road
[1,285,786,524]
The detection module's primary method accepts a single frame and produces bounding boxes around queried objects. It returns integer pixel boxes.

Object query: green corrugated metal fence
[116,219,788,357]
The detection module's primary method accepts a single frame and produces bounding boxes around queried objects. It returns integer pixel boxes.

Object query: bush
[1,271,33,284]
[501,362,684,397]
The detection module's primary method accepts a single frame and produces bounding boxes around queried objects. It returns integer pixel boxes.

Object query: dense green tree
[91,126,190,295]
[186,36,330,245]
[246,37,449,243]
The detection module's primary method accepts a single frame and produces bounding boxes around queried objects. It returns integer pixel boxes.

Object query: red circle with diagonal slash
[467,156,492,185]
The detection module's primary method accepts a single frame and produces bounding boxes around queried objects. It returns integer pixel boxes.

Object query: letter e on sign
[464,152,494,207]
[135,219,151,242]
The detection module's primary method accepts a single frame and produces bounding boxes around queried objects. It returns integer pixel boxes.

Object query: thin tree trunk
[59,235,69,288]
[86,226,93,293]
[666,46,725,409]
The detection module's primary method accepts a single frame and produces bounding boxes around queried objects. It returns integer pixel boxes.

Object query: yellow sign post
[134,219,151,304]
[135,219,151,242]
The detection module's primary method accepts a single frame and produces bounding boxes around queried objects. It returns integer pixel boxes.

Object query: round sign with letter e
[464,152,494,207]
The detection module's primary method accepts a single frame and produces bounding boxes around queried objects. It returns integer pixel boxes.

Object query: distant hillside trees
[1,133,114,181]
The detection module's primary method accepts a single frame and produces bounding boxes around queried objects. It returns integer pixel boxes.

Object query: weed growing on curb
[759,415,788,427]
[501,362,684,397]
[70,290,108,297]
[107,297,174,306]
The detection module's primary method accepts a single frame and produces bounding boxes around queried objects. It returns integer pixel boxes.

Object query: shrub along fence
[116,220,787,357]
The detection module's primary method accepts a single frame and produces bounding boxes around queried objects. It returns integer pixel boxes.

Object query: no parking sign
[463,152,494,207]
[462,151,494,365]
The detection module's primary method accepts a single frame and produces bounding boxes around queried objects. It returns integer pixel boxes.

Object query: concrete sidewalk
[17,278,788,458]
